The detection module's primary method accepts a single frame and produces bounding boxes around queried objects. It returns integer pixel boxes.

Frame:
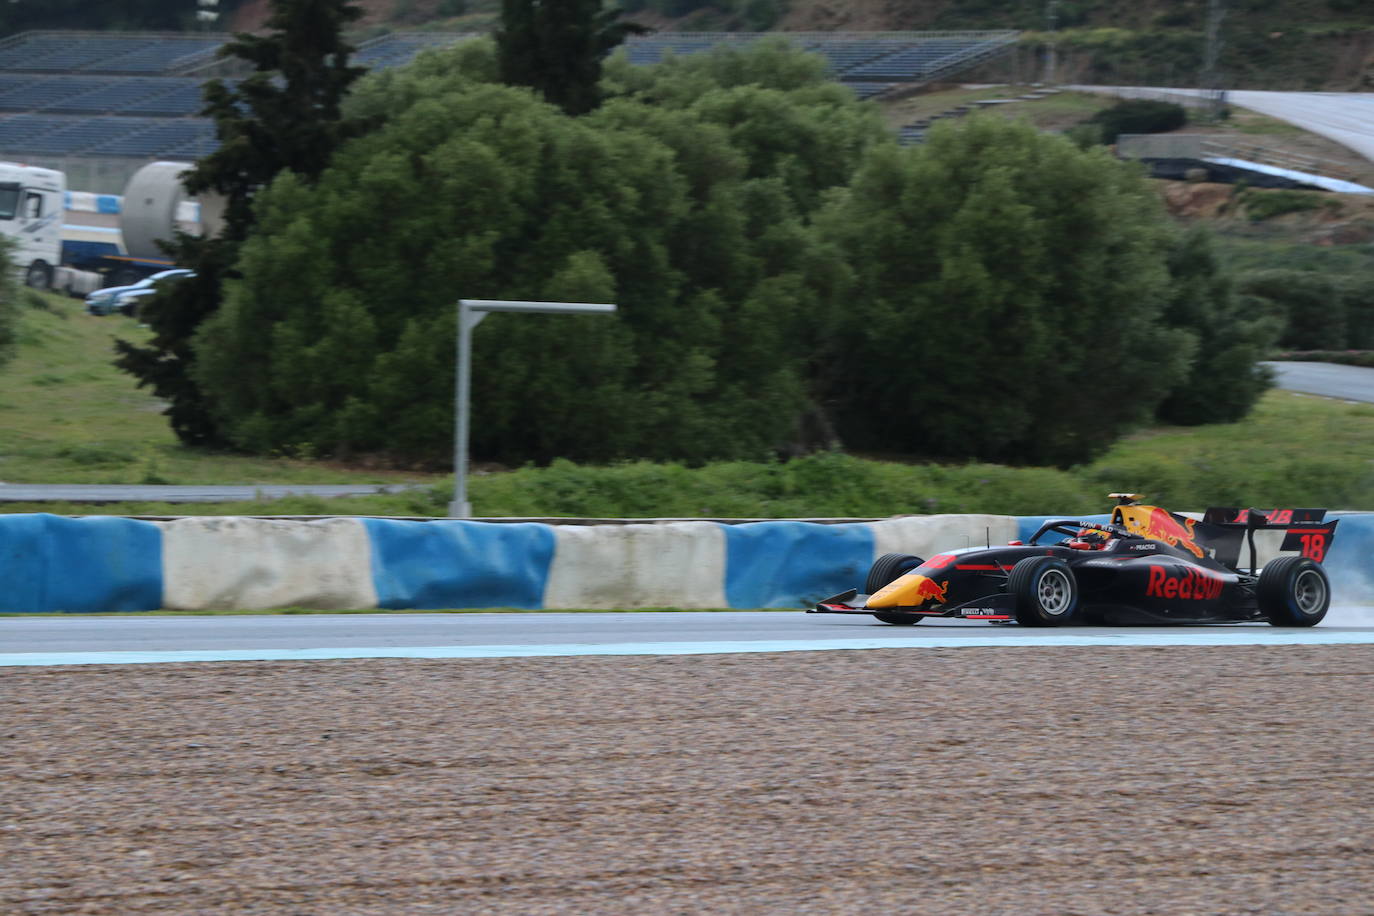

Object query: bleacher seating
[95,37,224,74]
[353,32,473,70]
[0,75,109,111]
[0,33,225,75]
[0,29,1018,161]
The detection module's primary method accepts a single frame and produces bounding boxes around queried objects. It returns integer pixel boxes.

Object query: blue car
[84,269,194,316]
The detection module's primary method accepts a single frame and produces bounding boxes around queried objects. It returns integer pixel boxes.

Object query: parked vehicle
[1,160,193,295]
[85,269,194,316]
[0,161,63,289]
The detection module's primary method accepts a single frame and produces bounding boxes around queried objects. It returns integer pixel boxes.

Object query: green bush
[1239,189,1328,222]
[816,116,1195,468]
[1269,350,1374,368]
[1084,99,1187,144]
[1240,269,1347,350]
[196,39,890,467]
[1154,227,1276,426]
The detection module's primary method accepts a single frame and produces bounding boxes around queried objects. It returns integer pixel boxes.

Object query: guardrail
[3,512,1371,613]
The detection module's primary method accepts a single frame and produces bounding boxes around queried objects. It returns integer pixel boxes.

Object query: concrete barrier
[162,517,376,611]
[0,514,161,613]
[1,511,1370,613]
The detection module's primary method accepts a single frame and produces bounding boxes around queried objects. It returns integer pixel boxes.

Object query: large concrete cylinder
[119,161,227,260]
[120,161,192,260]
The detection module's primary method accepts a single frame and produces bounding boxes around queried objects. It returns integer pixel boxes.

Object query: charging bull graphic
[867,574,949,609]
[1120,506,1205,558]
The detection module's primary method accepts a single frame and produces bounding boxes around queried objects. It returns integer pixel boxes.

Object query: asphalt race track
[1262,361,1374,404]
[4,608,1374,666]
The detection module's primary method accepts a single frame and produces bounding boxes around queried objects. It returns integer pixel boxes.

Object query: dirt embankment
[1160,181,1374,245]
[4,646,1373,914]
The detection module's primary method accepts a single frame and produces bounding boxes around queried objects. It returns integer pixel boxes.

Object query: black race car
[810,495,1339,627]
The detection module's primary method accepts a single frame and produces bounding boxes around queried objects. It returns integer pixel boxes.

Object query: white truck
[0,160,64,289]
[1,160,203,295]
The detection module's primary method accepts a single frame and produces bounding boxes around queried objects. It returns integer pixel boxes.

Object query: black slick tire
[866,552,924,625]
[1259,555,1330,627]
[24,261,51,290]
[1008,556,1079,626]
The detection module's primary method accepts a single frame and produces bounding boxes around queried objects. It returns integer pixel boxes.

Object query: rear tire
[866,552,924,625]
[1008,556,1079,626]
[1260,556,1329,627]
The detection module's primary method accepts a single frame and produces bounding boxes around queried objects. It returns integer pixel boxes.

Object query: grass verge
[4,292,1374,519]
[0,290,444,487]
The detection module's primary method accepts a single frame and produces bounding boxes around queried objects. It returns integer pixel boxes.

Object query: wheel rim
[1294,569,1327,616]
[1037,568,1073,616]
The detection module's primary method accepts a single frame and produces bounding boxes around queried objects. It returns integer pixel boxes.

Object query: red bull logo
[1145,565,1224,601]
[1128,507,1204,558]
[908,576,949,604]
[867,574,949,609]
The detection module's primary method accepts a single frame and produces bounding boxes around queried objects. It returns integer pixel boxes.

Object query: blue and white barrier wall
[2,512,1371,613]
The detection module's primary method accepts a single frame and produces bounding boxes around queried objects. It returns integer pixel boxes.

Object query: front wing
[808,588,1015,622]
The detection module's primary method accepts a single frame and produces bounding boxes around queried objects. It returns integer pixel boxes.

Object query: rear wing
[1200,508,1338,572]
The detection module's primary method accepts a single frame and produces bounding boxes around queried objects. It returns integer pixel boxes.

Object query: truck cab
[0,161,64,290]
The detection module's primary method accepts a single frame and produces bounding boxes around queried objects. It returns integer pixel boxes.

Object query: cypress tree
[114,0,371,446]
[496,0,649,116]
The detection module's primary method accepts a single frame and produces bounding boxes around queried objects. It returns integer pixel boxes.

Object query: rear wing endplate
[1201,508,1337,570]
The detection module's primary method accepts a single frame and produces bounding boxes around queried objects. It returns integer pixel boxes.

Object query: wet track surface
[3,608,1373,658]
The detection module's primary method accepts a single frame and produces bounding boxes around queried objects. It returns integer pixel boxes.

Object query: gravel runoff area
[4,646,1373,915]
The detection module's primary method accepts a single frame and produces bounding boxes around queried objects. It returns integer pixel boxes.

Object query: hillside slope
[224,0,1373,90]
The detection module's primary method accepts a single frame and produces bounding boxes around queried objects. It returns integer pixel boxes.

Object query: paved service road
[1068,86,1374,164]
[4,609,1373,655]
[0,482,425,503]
[1264,360,1374,404]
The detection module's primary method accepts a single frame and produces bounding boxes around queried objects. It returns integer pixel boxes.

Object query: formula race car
[810,495,1339,627]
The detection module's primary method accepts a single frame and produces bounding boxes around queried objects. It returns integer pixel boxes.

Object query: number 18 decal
[1299,533,1327,562]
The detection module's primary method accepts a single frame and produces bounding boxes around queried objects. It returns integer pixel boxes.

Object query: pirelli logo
[1146,565,1224,601]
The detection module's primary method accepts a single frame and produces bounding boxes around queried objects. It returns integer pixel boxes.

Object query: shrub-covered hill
[4,1,1370,90]
[248,0,1374,90]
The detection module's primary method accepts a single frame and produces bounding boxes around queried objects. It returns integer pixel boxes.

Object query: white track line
[4,630,1374,666]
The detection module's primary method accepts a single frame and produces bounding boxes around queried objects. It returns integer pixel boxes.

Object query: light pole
[195,0,219,30]
[449,299,617,518]
[1043,0,1059,86]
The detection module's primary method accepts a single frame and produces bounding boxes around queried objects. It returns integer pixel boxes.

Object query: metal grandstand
[0,29,1018,187]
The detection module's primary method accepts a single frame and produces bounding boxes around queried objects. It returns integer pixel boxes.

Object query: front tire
[1260,556,1329,627]
[24,261,51,290]
[1008,556,1079,626]
[866,552,924,625]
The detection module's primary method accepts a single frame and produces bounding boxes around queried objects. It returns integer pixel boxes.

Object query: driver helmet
[1067,527,1109,550]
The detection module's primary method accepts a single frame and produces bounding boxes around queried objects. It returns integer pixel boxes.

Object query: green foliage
[115,0,372,447]
[1154,226,1276,425]
[1084,99,1187,144]
[196,39,891,467]
[473,453,1101,517]
[815,116,1190,468]
[1270,350,1374,368]
[0,236,18,374]
[1238,189,1329,222]
[1080,393,1374,510]
[1239,269,1349,350]
[496,0,649,116]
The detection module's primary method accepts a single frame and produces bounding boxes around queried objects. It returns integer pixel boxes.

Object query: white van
[0,161,64,290]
